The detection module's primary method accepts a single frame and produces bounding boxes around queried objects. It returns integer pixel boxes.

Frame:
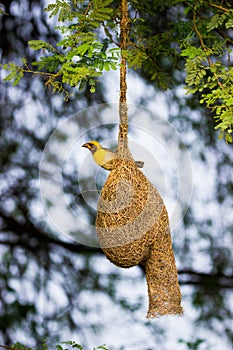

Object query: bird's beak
[82,143,90,149]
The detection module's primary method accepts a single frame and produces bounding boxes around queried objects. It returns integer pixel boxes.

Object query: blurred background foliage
[0,0,233,349]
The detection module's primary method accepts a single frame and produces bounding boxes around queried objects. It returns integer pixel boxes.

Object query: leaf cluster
[1,0,233,141]
[0,341,109,350]
[1,0,120,99]
[55,341,108,350]
[178,338,210,350]
[126,0,233,141]
[180,5,233,142]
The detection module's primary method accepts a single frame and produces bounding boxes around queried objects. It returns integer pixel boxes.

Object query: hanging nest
[96,149,183,318]
[95,0,182,318]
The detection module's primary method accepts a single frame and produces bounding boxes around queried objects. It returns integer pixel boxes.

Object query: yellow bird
[82,140,144,170]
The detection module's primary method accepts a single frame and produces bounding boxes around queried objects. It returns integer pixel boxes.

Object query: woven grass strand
[118,0,129,157]
[144,207,183,318]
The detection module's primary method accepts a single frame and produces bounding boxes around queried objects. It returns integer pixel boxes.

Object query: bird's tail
[135,161,144,168]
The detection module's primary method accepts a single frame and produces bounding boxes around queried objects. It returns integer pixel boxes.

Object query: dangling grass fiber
[144,206,183,317]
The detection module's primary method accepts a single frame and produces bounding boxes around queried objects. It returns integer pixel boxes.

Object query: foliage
[180,4,233,143]
[127,1,233,142]
[2,0,120,100]
[0,341,109,350]
[55,341,108,350]
[178,338,210,350]
[1,0,233,140]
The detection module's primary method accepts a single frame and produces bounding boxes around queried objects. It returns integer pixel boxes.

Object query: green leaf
[45,0,74,22]
[72,344,83,350]
[183,6,191,15]
[32,56,61,72]
[29,40,49,50]
[94,346,109,350]
[225,133,232,143]
[2,63,24,86]
[76,43,90,56]
[225,19,233,28]
[28,40,60,54]
[60,341,83,350]
[181,46,203,59]
[55,346,64,350]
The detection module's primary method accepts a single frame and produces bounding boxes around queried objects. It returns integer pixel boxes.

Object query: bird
[82,140,144,170]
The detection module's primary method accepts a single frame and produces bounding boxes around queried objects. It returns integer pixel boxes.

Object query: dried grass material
[96,156,183,317]
[145,206,183,318]
[96,157,162,266]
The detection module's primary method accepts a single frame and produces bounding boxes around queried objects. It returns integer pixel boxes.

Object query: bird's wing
[135,161,144,168]
[93,148,115,167]
[102,148,115,160]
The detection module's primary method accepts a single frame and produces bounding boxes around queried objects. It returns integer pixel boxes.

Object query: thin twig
[193,12,224,89]
[22,68,61,79]
[83,0,92,17]
[103,23,120,47]
[193,13,212,66]
[209,2,230,12]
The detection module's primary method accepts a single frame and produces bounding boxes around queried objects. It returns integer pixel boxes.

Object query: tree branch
[1,211,233,289]
[209,2,230,13]
[0,211,101,255]
[178,269,233,289]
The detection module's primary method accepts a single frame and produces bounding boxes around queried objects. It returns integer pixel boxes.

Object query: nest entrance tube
[95,0,183,318]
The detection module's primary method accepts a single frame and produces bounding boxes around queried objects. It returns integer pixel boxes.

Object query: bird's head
[82,140,102,154]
